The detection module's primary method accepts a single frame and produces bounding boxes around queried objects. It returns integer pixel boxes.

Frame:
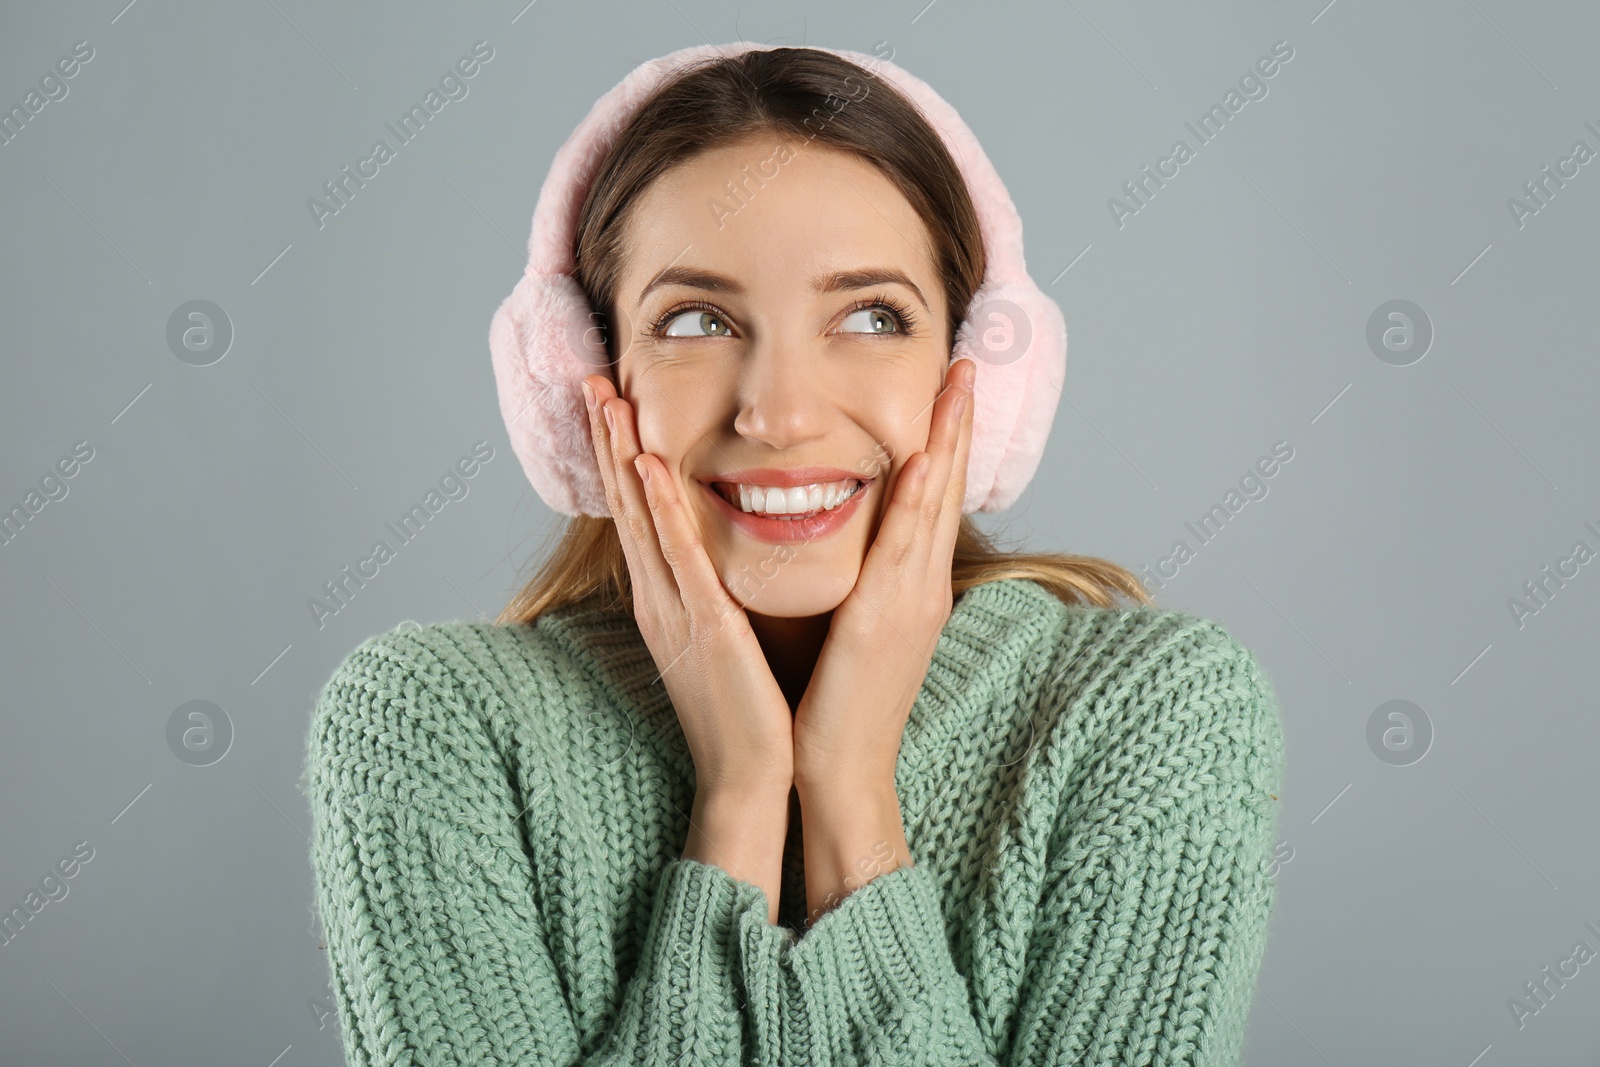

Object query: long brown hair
[496,46,1153,625]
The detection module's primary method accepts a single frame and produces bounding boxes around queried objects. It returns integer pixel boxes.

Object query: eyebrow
[638,265,930,312]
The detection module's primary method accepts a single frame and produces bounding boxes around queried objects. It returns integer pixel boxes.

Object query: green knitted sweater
[303,577,1286,1066]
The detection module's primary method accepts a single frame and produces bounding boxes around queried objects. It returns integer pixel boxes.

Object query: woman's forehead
[620,147,937,303]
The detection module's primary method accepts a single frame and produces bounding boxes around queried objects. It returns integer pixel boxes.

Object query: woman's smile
[699,474,874,544]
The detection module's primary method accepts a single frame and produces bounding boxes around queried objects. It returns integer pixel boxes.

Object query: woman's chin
[714,557,859,618]
[741,589,848,619]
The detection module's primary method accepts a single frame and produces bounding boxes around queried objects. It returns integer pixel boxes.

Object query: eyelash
[647,291,920,339]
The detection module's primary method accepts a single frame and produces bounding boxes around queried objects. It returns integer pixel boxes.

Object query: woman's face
[608,135,952,618]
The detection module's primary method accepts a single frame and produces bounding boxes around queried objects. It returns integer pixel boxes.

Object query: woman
[305,42,1286,1066]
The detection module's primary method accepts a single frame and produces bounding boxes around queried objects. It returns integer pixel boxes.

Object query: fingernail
[633,456,650,486]
[962,360,976,389]
[581,380,595,412]
[955,393,968,418]
[603,404,615,433]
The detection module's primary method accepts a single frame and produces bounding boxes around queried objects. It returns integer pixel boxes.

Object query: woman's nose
[731,338,834,449]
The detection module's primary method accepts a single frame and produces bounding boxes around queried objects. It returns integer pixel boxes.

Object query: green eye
[838,307,900,334]
[658,309,732,338]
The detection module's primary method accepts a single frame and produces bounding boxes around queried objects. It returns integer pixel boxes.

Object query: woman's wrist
[681,781,792,925]
[796,781,912,928]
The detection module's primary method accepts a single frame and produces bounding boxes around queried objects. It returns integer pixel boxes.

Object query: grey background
[2,0,1597,1063]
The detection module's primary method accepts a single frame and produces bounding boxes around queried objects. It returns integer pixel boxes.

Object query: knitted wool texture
[303,577,1286,1066]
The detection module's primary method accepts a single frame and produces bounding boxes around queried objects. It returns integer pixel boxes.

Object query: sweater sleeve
[304,637,776,1066]
[770,858,995,1063]
[760,629,1286,1066]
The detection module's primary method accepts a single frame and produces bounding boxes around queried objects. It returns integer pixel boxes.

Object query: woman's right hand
[581,373,796,799]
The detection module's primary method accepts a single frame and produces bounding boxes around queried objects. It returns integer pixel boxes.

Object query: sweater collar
[531,578,1068,791]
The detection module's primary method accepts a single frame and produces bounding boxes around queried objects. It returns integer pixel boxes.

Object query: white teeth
[730,479,861,517]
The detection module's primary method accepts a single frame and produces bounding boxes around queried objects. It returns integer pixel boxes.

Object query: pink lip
[699,477,872,544]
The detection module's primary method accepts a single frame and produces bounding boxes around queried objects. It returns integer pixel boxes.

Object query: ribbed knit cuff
[619,857,773,1065]
[782,861,959,1058]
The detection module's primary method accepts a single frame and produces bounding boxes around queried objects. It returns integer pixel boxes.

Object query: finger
[906,360,970,561]
[868,448,932,572]
[926,360,970,511]
[632,452,737,622]
[866,449,943,657]
[583,375,661,606]
[931,360,976,565]
[596,385,680,605]
[583,375,626,523]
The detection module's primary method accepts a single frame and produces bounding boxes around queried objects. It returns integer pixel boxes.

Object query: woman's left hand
[791,357,977,795]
